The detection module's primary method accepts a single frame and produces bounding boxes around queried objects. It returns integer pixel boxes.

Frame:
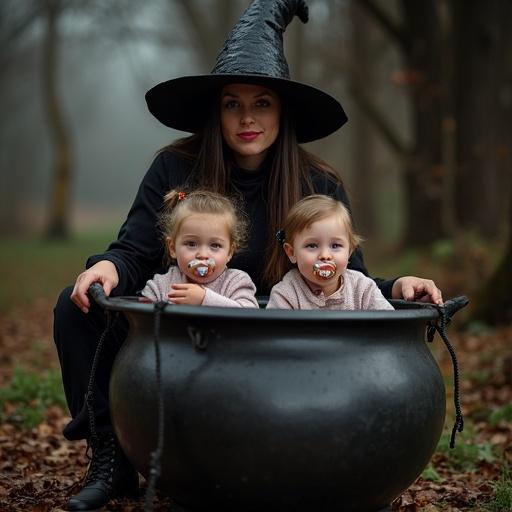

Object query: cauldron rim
[100,296,440,322]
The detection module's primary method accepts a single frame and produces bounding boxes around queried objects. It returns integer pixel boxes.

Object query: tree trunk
[471,179,512,325]
[453,0,510,237]
[349,1,377,238]
[357,0,446,246]
[43,0,72,239]
[470,0,512,325]
[438,0,458,237]
[400,1,445,246]
[177,0,238,70]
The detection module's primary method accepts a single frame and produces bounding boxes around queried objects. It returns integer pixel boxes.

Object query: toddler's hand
[168,283,206,305]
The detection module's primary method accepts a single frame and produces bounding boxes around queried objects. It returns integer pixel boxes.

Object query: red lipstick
[237,131,261,142]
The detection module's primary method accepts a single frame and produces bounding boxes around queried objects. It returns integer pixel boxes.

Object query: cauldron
[89,285,467,512]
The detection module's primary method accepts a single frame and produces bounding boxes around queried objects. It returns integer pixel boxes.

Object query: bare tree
[453,0,511,236]
[347,2,378,238]
[175,0,240,69]
[43,0,73,239]
[0,1,44,234]
[469,0,512,325]
[356,0,512,246]
[472,179,512,325]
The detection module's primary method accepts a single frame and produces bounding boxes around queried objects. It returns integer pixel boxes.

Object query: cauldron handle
[390,294,469,323]
[391,295,469,448]
[88,282,110,308]
[441,295,469,324]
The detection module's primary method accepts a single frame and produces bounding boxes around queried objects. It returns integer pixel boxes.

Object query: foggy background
[1,0,511,261]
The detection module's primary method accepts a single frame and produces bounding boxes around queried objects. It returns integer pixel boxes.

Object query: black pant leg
[53,286,129,441]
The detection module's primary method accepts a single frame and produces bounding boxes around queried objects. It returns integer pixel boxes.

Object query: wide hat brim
[145,74,348,144]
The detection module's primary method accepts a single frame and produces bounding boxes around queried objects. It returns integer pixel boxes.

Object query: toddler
[267,195,393,310]
[142,189,258,308]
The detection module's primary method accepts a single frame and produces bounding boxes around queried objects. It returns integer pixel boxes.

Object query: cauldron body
[108,304,445,512]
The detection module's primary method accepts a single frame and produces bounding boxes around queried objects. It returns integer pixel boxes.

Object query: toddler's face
[284,215,351,296]
[168,213,233,284]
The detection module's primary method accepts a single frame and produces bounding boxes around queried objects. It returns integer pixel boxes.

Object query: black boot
[66,431,139,511]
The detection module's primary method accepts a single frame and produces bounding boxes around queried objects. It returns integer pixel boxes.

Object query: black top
[87,151,395,297]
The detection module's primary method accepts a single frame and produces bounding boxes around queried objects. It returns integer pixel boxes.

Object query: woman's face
[220,83,281,171]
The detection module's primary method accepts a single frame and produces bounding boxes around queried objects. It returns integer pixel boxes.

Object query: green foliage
[0,367,67,429]
[0,230,115,311]
[486,465,512,512]
[436,426,495,471]
[464,369,491,385]
[489,403,512,426]
[430,238,456,261]
[465,320,496,336]
[421,464,444,483]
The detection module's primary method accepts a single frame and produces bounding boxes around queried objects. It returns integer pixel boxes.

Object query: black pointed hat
[145,0,347,143]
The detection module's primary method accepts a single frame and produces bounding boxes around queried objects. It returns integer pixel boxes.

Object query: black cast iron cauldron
[89,285,467,512]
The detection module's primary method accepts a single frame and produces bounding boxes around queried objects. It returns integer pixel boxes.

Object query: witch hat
[145,0,347,143]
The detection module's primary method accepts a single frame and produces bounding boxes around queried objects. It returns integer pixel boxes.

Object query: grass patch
[0,230,116,311]
[436,425,496,471]
[489,403,512,426]
[486,465,512,512]
[464,369,491,385]
[421,464,444,483]
[0,367,67,429]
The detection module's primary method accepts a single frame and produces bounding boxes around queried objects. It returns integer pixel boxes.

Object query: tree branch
[356,0,409,50]
[1,5,42,47]
[349,82,410,156]
[175,0,217,68]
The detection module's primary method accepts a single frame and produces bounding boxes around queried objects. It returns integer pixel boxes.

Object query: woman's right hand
[70,260,119,313]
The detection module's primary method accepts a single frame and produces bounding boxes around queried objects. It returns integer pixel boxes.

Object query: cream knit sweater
[267,268,394,310]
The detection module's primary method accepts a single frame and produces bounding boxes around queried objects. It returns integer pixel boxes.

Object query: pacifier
[312,261,337,280]
[187,258,216,278]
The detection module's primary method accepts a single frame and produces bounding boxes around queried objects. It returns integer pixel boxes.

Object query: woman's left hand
[391,276,443,305]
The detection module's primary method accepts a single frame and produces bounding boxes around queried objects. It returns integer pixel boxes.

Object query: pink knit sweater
[141,266,259,308]
[267,268,394,310]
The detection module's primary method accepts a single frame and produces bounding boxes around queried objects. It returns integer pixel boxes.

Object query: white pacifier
[187,258,216,278]
[312,261,337,280]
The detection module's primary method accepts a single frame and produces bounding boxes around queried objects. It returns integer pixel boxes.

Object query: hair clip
[178,191,186,201]
[276,229,286,244]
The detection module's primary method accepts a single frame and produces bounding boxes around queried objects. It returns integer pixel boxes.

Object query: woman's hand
[391,276,443,305]
[71,260,119,313]
[168,283,206,305]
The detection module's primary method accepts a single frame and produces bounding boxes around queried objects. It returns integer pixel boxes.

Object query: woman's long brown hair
[160,93,342,288]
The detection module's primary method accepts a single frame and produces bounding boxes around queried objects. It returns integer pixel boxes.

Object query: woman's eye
[224,100,238,109]
[256,99,270,107]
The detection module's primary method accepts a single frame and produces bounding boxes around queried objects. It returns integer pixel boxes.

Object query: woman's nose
[240,108,255,125]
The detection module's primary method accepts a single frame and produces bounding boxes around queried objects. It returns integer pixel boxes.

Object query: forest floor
[0,235,511,511]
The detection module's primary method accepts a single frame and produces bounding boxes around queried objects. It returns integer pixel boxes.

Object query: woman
[55,1,442,510]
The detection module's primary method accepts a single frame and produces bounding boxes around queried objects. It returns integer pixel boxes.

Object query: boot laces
[85,433,117,486]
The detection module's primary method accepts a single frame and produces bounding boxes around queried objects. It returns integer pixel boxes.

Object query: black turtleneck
[87,150,395,297]
[228,159,271,293]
